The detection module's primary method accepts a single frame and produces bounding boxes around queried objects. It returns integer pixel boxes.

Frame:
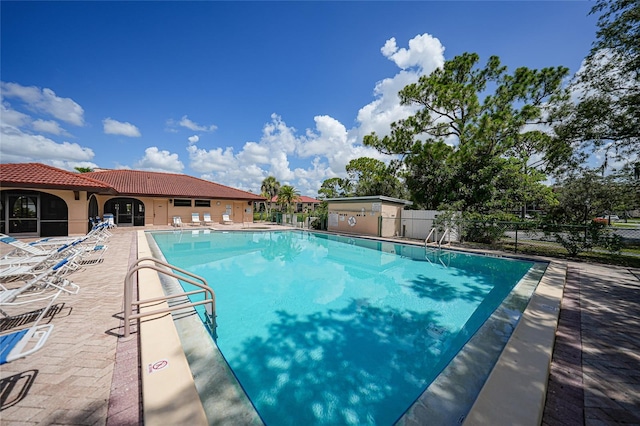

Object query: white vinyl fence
[400,210,459,242]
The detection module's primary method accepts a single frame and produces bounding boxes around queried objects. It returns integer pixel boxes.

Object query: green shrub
[454,212,517,245]
[544,222,605,257]
[599,231,623,254]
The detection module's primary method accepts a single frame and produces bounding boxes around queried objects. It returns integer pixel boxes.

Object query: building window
[194,200,211,207]
[173,199,191,207]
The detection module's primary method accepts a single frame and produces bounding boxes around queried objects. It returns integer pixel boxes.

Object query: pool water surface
[150,230,539,425]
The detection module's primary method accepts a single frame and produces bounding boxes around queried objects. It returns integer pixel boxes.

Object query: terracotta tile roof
[85,169,264,200]
[0,163,114,192]
[298,195,321,203]
[270,195,320,203]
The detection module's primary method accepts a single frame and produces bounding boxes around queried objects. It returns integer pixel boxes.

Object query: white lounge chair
[75,242,108,266]
[1,238,81,280]
[0,278,76,315]
[172,216,184,227]
[1,257,80,319]
[191,213,201,226]
[1,323,54,364]
[222,214,234,225]
[103,213,116,228]
[0,271,68,364]
[1,238,83,276]
[0,249,84,285]
[31,222,112,248]
[1,235,50,258]
[203,212,213,226]
[0,254,51,268]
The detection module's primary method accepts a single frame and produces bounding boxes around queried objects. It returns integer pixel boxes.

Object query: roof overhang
[325,195,413,206]
[0,181,117,194]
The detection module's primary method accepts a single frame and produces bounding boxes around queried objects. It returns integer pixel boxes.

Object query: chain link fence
[253,211,639,258]
[381,217,640,257]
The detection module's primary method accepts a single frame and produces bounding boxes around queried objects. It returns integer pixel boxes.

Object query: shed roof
[0,163,114,192]
[325,195,413,205]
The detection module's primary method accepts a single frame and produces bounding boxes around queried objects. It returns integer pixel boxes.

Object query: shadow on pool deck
[0,224,639,425]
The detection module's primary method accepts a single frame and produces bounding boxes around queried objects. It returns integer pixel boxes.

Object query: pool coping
[463,260,566,425]
[136,229,566,425]
[136,231,209,425]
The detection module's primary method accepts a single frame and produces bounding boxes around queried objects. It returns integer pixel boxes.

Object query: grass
[455,240,640,269]
[612,222,640,228]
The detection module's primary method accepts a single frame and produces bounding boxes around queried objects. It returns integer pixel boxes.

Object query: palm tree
[260,176,280,218]
[277,185,300,214]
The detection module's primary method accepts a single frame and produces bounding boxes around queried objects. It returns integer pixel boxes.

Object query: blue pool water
[150,230,535,425]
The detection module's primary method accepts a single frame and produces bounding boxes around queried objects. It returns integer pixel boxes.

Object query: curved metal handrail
[123,256,216,338]
[425,227,452,249]
[425,227,436,247]
[438,227,451,247]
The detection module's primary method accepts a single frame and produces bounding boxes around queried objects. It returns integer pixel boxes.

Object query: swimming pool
[149,230,544,425]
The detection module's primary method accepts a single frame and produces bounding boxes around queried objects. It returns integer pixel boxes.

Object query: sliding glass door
[7,194,38,235]
[1,190,68,237]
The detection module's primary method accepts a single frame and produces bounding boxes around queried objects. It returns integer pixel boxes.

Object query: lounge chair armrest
[1,324,54,364]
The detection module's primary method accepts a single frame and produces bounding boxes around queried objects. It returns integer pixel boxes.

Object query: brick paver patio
[1,227,137,425]
[543,263,640,425]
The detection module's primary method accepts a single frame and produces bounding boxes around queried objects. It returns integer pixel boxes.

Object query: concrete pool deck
[1,224,639,425]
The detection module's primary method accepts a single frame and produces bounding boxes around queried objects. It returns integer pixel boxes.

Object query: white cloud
[1,81,84,126]
[187,113,381,196]
[298,115,348,158]
[103,117,141,137]
[188,135,199,144]
[200,163,265,193]
[181,115,217,132]
[381,34,445,71]
[166,115,217,132]
[260,113,299,155]
[236,141,271,165]
[32,119,66,135]
[187,144,238,173]
[0,103,30,127]
[298,115,386,174]
[0,122,94,165]
[135,147,184,172]
[352,33,445,143]
[353,70,420,139]
[0,99,95,171]
[1,102,69,136]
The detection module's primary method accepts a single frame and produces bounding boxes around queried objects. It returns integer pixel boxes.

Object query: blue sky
[1,1,598,197]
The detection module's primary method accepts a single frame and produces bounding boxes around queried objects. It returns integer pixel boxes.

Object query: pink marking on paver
[148,359,169,373]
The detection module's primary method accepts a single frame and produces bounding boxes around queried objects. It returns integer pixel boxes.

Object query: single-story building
[257,195,321,214]
[0,163,264,238]
[326,195,413,237]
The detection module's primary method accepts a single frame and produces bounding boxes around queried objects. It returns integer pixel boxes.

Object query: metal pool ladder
[425,227,452,249]
[123,257,216,338]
